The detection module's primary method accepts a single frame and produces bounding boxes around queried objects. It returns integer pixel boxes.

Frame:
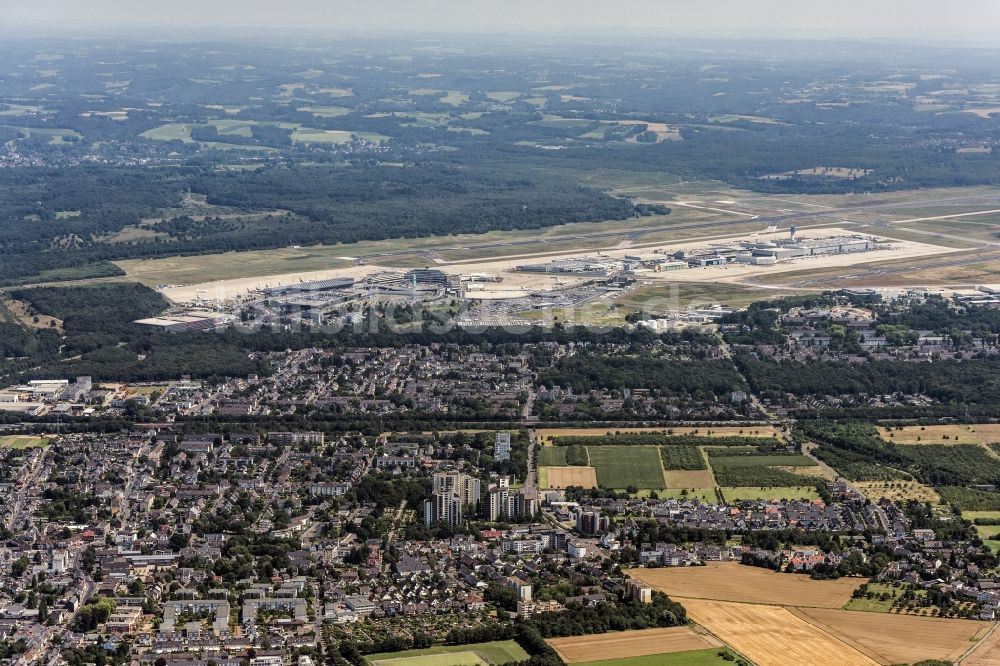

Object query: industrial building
[134,313,228,333]
[407,268,460,288]
[515,256,622,277]
[265,277,354,297]
[729,231,879,265]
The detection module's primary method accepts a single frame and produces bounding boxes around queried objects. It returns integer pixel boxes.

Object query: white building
[495,432,511,462]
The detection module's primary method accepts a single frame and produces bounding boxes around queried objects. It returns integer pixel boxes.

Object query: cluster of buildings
[513,232,881,277]
[0,376,148,417]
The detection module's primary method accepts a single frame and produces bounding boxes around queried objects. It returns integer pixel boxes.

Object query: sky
[5,0,1000,42]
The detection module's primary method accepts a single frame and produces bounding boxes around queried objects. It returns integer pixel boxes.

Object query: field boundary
[787,607,886,665]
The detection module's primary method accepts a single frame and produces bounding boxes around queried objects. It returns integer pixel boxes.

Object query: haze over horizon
[5,0,1000,43]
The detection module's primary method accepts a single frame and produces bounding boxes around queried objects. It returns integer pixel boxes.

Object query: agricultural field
[680,599,878,666]
[297,105,351,117]
[542,466,598,489]
[940,486,1000,511]
[854,480,940,503]
[843,582,926,613]
[656,488,718,502]
[537,446,568,466]
[973,523,1000,552]
[633,565,991,666]
[364,640,529,666]
[878,424,1000,445]
[139,120,387,146]
[720,486,821,501]
[960,506,1000,553]
[708,454,823,487]
[537,431,825,498]
[546,626,721,663]
[571,649,740,666]
[659,445,705,470]
[586,446,665,489]
[0,124,81,144]
[628,562,862,608]
[0,436,49,449]
[290,128,387,144]
[838,581,977,617]
[792,607,989,665]
[964,510,1000,521]
[536,426,779,444]
[964,621,1000,666]
[664,469,716,490]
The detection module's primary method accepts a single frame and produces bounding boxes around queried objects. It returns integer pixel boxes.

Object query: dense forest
[538,355,745,399]
[0,163,642,285]
[735,353,1000,408]
[4,37,1000,283]
[0,283,696,386]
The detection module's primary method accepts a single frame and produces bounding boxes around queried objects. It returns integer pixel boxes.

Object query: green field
[720,486,820,501]
[538,447,568,466]
[365,641,529,666]
[441,91,470,106]
[707,455,817,467]
[615,282,810,313]
[966,509,1000,549]
[140,120,387,146]
[963,511,1000,521]
[574,648,739,666]
[656,489,718,502]
[844,582,926,613]
[587,446,665,489]
[0,124,81,145]
[317,86,354,97]
[660,445,706,470]
[486,91,522,102]
[290,128,387,144]
[0,436,50,449]
[297,105,352,117]
[530,115,594,129]
[372,653,483,666]
[710,455,821,487]
[140,123,199,142]
[976,524,1000,536]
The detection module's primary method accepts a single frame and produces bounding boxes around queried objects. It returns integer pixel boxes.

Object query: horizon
[5,0,1000,44]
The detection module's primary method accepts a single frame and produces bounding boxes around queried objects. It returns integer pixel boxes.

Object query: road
[523,429,538,501]
[6,445,49,530]
[386,500,408,544]
[521,389,537,423]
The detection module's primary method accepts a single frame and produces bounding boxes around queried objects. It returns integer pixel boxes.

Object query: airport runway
[351,190,1000,264]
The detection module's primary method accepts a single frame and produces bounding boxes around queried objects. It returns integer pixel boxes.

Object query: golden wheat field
[546,627,721,663]
[664,469,716,488]
[792,607,989,665]
[542,466,598,489]
[627,562,863,608]
[680,599,879,666]
[878,424,1000,445]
